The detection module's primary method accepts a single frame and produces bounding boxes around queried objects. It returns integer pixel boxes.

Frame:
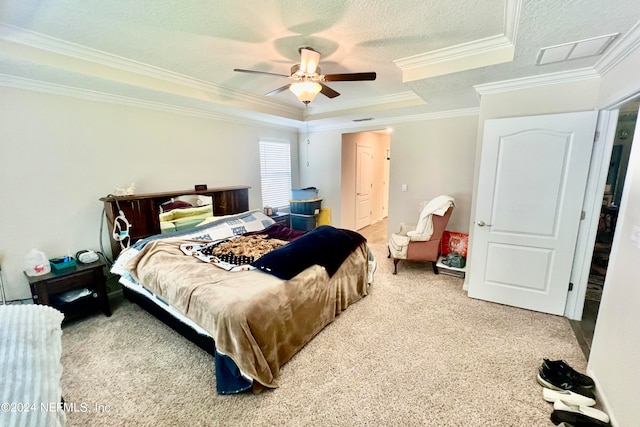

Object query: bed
[112,210,373,394]
[0,304,66,427]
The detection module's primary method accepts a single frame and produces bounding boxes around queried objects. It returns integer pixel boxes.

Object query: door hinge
[568,282,574,291]
[580,210,586,220]
[594,131,600,143]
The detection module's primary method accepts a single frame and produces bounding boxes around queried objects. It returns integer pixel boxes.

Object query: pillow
[251,225,366,280]
[175,218,209,231]
[159,211,175,221]
[171,205,213,219]
[161,200,192,212]
[160,221,177,233]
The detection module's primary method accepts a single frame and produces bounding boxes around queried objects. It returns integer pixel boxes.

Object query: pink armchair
[388,196,454,275]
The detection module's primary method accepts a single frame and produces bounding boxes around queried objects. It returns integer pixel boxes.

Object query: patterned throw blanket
[181,235,288,270]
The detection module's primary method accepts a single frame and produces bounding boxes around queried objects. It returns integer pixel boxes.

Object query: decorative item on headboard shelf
[195,184,208,191]
[115,183,135,196]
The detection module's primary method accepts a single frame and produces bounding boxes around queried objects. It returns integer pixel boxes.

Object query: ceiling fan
[234,47,376,105]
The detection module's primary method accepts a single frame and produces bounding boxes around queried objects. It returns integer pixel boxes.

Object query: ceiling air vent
[353,117,374,122]
[536,33,618,65]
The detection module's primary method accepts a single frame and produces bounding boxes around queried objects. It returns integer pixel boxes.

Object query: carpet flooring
[60,243,587,426]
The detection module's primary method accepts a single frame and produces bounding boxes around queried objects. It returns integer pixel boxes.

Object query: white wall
[0,87,298,300]
[387,115,479,237]
[588,46,640,427]
[298,128,344,224]
[589,114,640,427]
[301,115,478,240]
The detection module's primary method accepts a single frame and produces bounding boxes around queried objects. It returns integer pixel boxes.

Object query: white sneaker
[554,399,610,423]
[543,387,596,406]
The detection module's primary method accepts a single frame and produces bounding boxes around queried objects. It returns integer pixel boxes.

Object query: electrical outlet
[401,184,408,192]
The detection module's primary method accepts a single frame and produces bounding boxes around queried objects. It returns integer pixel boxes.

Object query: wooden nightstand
[25,260,112,321]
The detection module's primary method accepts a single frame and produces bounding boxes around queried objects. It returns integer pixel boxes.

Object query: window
[259,140,291,210]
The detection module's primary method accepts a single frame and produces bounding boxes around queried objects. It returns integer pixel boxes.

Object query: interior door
[382,149,390,218]
[356,143,373,229]
[468,111,598,315]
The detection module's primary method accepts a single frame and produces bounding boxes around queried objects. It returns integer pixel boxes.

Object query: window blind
[259,141,292,210]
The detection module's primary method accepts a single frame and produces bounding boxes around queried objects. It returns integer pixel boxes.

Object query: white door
[382,149,390,218]
[356,143,373,229]
[468,111,598,315]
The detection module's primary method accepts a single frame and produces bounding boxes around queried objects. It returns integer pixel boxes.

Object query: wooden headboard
[99,186,250,258]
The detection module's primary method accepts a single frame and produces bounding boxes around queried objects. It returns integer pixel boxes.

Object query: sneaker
[553,400,609,424]
[551,410,610,426]
[538,366,595,400]
[543,359,595,388]
[543,387,596,407]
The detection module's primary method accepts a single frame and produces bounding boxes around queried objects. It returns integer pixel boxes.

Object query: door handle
[477,221,492,227]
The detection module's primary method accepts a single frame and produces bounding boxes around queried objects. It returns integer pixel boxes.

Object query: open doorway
[340,129,391,231]
[570,100,638,358]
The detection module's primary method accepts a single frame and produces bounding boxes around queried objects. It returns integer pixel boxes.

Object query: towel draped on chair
[389,195,455,259]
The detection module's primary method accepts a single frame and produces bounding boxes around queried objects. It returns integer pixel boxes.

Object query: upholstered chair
[388,196,454,275]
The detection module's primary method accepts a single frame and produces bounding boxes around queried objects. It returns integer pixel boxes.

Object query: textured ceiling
[1,0,639,129]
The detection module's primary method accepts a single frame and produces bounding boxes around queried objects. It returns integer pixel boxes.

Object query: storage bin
[291,187,319,200]
[290,198,322,215]
[50,257,77,270]
[290,213,317,231]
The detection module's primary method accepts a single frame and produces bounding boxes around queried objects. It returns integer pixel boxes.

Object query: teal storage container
[290,213,317,231]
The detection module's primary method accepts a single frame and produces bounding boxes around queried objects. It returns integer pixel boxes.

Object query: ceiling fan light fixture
[290,81,322,104]
[300,47,321,74]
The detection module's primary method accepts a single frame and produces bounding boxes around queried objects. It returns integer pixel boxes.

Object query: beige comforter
[126,237,369,389]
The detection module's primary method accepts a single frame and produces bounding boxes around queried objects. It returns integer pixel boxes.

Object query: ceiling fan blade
[233,68,290,78]
[323,72,377,82]
[319,83,340,99]
[265,85,291,97]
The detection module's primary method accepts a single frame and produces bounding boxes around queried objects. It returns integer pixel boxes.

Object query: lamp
[290,81,322,105]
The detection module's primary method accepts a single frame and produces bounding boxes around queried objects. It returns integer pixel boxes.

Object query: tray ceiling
[1,0,638,129]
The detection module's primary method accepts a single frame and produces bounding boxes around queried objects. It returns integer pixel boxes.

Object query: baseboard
[588,369,619,427]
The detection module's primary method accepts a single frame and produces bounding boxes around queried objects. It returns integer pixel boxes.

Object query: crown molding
[1,72,480,135]
[393,0,521,82]
[0,23,301,119]
[595,20,640,76]
[304,91,425,119]
[0,74,300,131]
[308,107,480,132]
[473,20,640,100]
[473,68,600,97]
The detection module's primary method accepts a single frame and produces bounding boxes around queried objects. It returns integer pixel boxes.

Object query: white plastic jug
[24,249,51,276]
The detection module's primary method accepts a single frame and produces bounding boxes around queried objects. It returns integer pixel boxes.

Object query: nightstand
[25,260,111,321]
